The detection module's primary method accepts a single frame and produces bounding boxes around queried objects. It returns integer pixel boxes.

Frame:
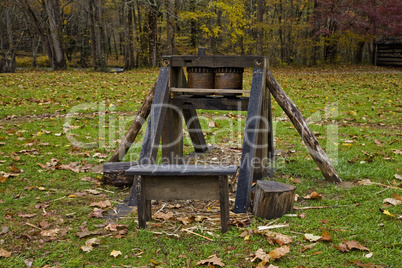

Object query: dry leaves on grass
[251,246,290,266]
[303,191,323,199]
[0,248,11,258]
[81,238,100,252]
[334,240,370,252]
[153,212,174,221]
[89,200,111,208]
[383,193,402,206]
[196,254,225,267]
[110,250,122,258]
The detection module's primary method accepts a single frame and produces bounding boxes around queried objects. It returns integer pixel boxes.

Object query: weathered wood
[253,180,296,220]
[234,67,266,213]
[102,161,138,187]
[266,70,342,183]
[163,55,266,68]
[219,175,229,233]
[125,164,238,176]
[162,67,185,164]
[139,66,171,163]
[128,164,237,232]
[109,82,157,162]
[171,96,249,111]
[375,41,402,67]
[170,88,250,95]
[182,104,208,153]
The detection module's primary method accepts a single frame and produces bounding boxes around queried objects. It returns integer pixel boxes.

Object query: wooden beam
[170,87,250,95]
[234,67,266,213]
[138,66,171,164]
[266,70,342,183]
[182,103,208,153]
[163,55,266,68]
[171,96,249,111]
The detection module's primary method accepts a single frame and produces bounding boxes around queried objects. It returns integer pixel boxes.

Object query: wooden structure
[253,180,296,219]
[125,164,237,232]
[105,47,341,217]
[374,39,402,67]
[118,47,275,214]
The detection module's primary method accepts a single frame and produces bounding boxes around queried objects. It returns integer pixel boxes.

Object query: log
[102,161,138,187]
[108,81,157,162]
[266,71,342,183]
[253,180,296,219]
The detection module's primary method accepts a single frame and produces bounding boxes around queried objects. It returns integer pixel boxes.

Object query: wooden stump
[253,180,296,219]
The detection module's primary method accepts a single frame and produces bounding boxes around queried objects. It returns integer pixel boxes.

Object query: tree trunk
[256,0,265,54]
[148,6,157,67]
[45,0,67,70]
[5,6,16,73]
[124,1,135,70]
[166,0,175,55]
[88,0,108,71]
[355,41,365,63]
[266,71,341,183]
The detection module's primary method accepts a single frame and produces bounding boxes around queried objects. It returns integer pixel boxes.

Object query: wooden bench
[125,164,238,233]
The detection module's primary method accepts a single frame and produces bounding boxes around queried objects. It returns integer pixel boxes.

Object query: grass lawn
[0,65,401,267]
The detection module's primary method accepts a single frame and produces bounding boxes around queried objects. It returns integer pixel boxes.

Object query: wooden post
[108,81,157,162]
[234,67,265,213]
[266,70,342,183]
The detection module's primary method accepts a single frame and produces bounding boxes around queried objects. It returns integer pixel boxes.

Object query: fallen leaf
[298,212,306,219]
[40,228,59,237]
[261,230,292,246]
[344,240,370,251]
[383,198,402,206]
[0,248,11,258]
[300,243,316,253]
[394,174,402,181]
[153,212,174,221]
[365,252,373,258]
[110,250,122,258]
[380,209,394,217]
[358,179,374,186]
[320,230,332,242]
[81,245,93,253]
[85,238,100,247]
[85,189,101,195]
[304,191,323,199]
[177,217,192,225]
[392,193,402,201]
[17,213,37,218]
[304,233,321,242]
[196,254,225,267]
[208,121,217,128]
[90,200,111,208]
[312,251,322,256]
[268,245,290,260]
[92,208,104,218]
[334,243,349,252]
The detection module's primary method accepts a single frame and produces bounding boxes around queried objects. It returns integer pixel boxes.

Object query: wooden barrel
[214,67,244,97]
[187,67,214,96]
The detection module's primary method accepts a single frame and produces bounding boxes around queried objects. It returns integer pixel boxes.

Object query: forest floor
[0,65,401,267]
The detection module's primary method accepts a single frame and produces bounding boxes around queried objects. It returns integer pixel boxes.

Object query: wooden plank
[170,88,250,95]
[136,176,146,228]
[254,82,269,181]
[164,55,266,68]
[138,66,171,164]
[162,67,185,164]
[182,103,208,153]
[143,175,221,200]
[125,164,238,176]
[253,180,296,220]
[234,67,265,213]
[266,70,342,183]
[103,161,138,173]
[171,96,249,111]
[218,176,229,233]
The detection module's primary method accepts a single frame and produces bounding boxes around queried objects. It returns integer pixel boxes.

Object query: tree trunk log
[108,81,157,162]
[253,180,296,219]
[266,71,342,183]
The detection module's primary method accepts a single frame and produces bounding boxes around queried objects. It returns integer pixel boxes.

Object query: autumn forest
[1,0,401,71]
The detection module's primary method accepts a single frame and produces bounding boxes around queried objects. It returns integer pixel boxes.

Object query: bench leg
[219,176,229,233]
[136,176,147,229]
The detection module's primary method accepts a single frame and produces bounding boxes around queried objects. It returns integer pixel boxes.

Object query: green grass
[0,65,401,267]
